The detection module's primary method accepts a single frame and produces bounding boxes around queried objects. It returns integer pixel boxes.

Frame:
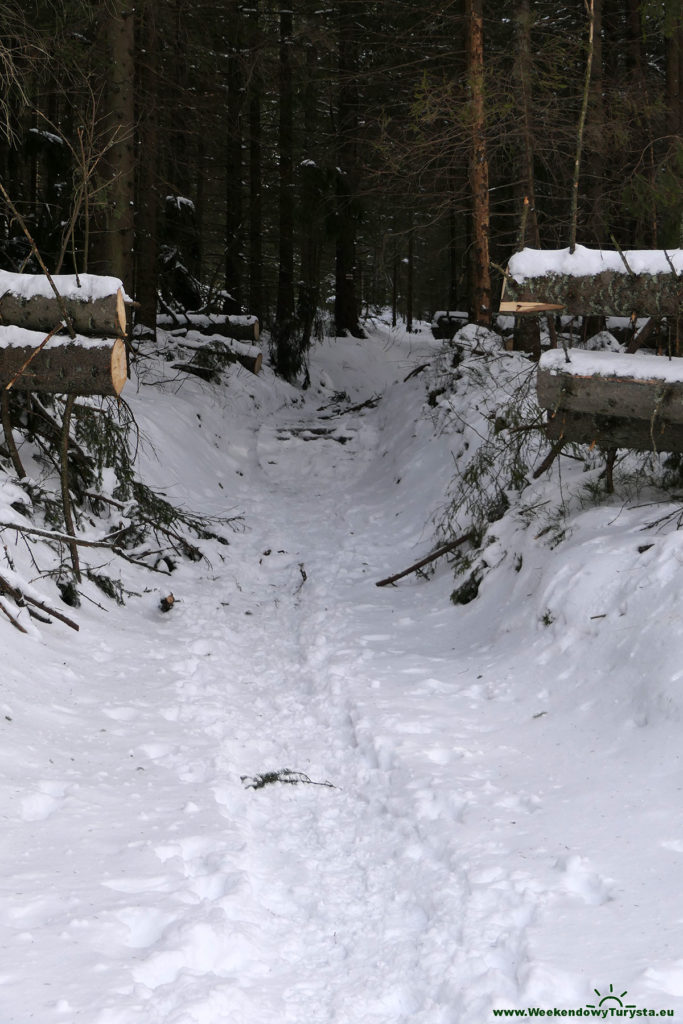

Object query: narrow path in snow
[81,334,541,1024]
[4,330,660,1024]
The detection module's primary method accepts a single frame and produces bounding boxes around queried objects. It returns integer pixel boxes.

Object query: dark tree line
[0,0,680,377]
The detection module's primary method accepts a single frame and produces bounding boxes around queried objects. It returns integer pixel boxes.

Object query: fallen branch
[0,520,127,548]
[0,572,79,630]
[532,438,565,479]
[375,531,474,587]
[0,597,28,633]
[241,769,336,790]
[403,363,430,382]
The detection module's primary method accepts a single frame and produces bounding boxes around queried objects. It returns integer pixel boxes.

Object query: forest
[0,0,681,378]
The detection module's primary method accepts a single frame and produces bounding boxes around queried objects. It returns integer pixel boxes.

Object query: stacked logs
[0,271,128,396]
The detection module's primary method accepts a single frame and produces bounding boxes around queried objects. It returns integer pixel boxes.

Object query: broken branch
[375,532,474,587]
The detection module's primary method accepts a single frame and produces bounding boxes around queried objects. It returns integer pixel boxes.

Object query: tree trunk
[512,3,541,357]
[134,0,160,337]
[466,0,491,326]
[247,0,263,321]
[406,224,414,333]
[334,0,363,338]
[95,1,136,291]
[298,14,325,358]
[225,1,244,307]
[570,0,595,252]
[666,0,682,139]
[271,4,300,380]
[586,0,606,245]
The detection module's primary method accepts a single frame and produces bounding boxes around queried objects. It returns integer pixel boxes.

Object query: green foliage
[433,344,543,540]
[72,398,137,499]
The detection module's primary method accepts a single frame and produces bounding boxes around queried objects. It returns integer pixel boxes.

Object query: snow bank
[0,325,116,350]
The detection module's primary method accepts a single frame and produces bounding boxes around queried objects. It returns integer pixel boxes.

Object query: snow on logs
[158,313,260,342]
[163,314,263,374]
[501,246,683,317]
[538,349,683,451]
[0,271,128,396]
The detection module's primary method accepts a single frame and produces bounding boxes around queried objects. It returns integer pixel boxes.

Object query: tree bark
[537,350,683,424]
[247,0,263,321]
[225,1,245,307]
[162,313,259,341]
[506,269,683,317]
[334,0,363,338]
[570,0,595,252]
[0,334,127,395]
[134,0,160,336]
[466,0,491,326]
[585,0,606,245]
[544,407,683,452]
[93,0,136,291]
[271,4,299,379]
[0,279,127,337]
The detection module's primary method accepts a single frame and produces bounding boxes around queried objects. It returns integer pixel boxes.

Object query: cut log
[159,313,259,342]
[0,327,127,396]
[537,348,683,452]
[507,270,682,317]
[537,349,683,423]
[505,247,683,317]
[545,408,683,452]
[0,271,127,337]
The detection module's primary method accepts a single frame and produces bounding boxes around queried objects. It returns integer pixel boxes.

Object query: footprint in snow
[20,780,68,821]
[555,854,614,905]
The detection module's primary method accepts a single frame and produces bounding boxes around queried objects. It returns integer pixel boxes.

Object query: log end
[111,338,128,395]
[116,288,128,337]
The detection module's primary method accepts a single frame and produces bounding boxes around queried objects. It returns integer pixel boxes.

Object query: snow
[1,319,683,1021]
[0,325,116,350]
[509,245,683,280]
[0,270,126,302]
[541,346,683,382]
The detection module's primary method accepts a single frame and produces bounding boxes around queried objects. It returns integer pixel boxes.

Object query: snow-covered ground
[1,319,682,1022]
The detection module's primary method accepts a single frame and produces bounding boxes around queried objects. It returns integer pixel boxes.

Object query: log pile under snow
[161,312,263,374]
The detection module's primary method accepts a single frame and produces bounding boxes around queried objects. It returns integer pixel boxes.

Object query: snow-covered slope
[0,319,682,1022]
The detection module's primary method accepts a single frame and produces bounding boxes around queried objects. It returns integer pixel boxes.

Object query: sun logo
[585,984,636,1011]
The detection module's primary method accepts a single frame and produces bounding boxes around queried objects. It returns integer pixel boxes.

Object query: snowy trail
[2,326,683,1022]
